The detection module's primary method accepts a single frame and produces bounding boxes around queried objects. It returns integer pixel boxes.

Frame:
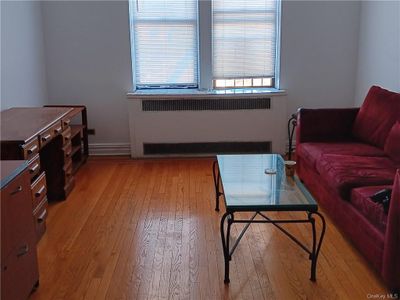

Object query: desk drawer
[63,142,72,161]
[22,139,39,160]
[64,157,72,171]
[62,116,71,130]
[64,177,75,197]
[1,170,33,262]
[64,161,73,184]
[1,236,38,300]
[52,122,63,136]
[39,121,62,148]
[33,199,48,242]
[27,155,41,181]
[62,126,72,144]
[31,172,46,211]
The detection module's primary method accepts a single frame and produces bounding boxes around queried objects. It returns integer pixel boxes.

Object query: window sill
[127,88,286,99]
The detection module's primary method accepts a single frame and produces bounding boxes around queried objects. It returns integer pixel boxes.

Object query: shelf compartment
[71,145,81,157]
[72,159,85,175]
[70,124,86,139]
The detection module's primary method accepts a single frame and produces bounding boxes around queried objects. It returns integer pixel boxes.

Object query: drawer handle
[10,186,23,195]
[64,134,71,141]
[63,119,71,127]
[38,209,47,223]
[35,186,46,197]
[27,145,38,155]
[29,163,39,174]
[16,245,29,257]
[54,126,62,135]
[41,134,52,142]
[66,151,72,157]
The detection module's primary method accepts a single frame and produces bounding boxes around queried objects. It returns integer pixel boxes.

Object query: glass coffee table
[212,154,326,284]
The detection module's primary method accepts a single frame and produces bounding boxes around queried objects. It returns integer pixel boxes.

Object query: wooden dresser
[1,107,73,241]
[1,160,40,300]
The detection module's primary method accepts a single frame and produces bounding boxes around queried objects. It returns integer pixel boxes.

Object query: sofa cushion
[316,154,396,199]
[352,86,400,148]
[350,185,391,233]
[298,142,385,169]
[384,122,400,163]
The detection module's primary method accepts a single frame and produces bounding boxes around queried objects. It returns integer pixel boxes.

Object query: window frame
[129,0,281,91]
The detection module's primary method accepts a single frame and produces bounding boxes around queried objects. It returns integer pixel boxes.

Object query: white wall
[354,0,400,106]
[1,1,48,110]
[41,0,360,145]
[42,1,132,144]
[280,0,360,114]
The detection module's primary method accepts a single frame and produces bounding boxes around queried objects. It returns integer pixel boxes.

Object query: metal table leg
[308,211,326,281]
[220,212,233,283]
[212,160,222,211]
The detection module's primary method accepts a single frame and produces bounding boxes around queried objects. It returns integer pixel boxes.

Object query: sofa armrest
[383,170,400,291]
[296,108,359,143]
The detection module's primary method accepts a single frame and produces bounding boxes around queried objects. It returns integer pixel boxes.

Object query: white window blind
[213,0,278,84]
[130,0,198,88]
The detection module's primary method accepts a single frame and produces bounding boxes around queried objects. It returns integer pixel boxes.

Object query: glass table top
[217,154,317,212]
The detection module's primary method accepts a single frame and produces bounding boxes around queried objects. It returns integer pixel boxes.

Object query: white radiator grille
[142,98,271,111]
[143,141,271,155]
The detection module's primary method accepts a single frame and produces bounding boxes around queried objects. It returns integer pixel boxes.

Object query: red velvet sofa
[296,86,400,291]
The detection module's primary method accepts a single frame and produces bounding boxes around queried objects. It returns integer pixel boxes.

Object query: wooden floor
[30,157,387,300]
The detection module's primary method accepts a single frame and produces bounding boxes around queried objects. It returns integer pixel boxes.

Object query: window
[213,0,279,88]
[129,0,281,90]
[129,0,198,88]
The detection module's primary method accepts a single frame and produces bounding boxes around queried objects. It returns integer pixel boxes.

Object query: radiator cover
[128,92,287,158]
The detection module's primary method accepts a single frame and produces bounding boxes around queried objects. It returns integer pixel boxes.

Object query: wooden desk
[1,107,74,241]
[1,160,40,300]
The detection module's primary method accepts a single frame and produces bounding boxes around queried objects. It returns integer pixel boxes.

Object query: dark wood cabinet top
[0,160,28,189]
[1,107,73,143]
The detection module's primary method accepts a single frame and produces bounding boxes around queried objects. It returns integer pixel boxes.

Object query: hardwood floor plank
[246,223,276,300]
[104,163,155,299]
[93,164,142,299]
[30,157,388,300]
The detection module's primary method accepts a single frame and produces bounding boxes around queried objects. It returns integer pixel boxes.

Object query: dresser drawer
[27,155,41,181]
[31,172,47,211]
[39,121,62,148]
[62,126,72,144]
[22,139,39,160]
[1,169,33,262]
[33,200,48,242]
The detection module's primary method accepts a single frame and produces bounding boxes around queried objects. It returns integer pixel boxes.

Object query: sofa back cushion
[352,86,400,148]
[384,122,400,163]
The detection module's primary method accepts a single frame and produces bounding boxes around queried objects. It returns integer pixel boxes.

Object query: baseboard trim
[89,143,131,156]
